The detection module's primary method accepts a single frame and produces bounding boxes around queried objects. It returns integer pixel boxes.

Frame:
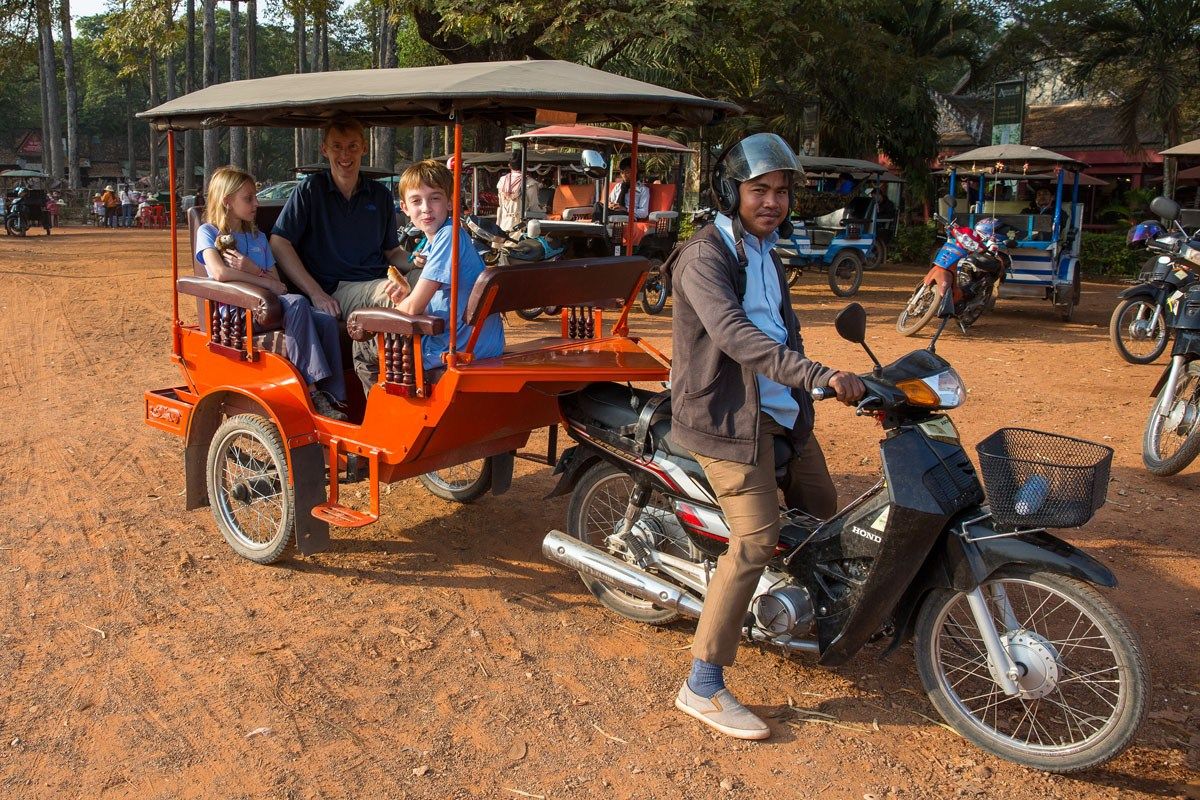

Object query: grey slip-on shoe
[675,681,770,740]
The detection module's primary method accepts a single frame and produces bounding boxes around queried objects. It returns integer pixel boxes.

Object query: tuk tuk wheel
[640,258,668,315]
[419,458,492,503]
[206,414,295,564]
[516,307,546,321]
[828,250,864,297]
[786,264,803,287]
[864,239,887,270]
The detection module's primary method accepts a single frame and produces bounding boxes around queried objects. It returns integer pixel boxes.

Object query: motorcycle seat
[563,382,691,460]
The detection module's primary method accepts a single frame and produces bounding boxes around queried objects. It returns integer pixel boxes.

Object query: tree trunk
[59,0,81,189]
[184,0,197,194]
[375,2,396,170]
[126,80,137,183]
[412,126,424,162]
[36,0,64,183]
[38,58,49,174]
[229,0,244,167]
[246,0,257,173]
[148,49,159,187]
[203,0,219,187]
[164,0,177,193]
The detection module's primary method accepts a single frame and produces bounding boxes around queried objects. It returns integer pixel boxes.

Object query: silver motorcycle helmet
[713,133,801,215]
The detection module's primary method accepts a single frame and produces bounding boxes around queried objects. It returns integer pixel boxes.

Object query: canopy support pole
[167,129,180,358]
[626,125,640,257]
[448,120,462,366]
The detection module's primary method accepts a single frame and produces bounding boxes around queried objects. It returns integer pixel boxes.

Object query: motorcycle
[463,215,565,320]
[542,296,1147,772]
[4,187,50,237]
[1140,197,1200,476]
[896,216,1011,336]
[641,208,715,315]
[1110,218,1197,365]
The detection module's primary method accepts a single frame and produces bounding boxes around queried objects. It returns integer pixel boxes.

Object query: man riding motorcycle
[664,132,865,740]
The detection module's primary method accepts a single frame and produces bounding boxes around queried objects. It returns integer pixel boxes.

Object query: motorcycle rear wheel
[515,307,546,321]
[566,461,684,625]
[1142,361,1200,475]
[640,258,668,315]
[419,458,492,503]
[915,567,1148,773]
[896,282,940,336]
[786,264,803,287]
[1109,298,1168,365]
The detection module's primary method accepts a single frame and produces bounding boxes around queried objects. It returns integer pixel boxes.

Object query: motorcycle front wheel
[1142,361,1200,475]
[1109,298,1168,365]
[915,567,1148,773]
[566,462,685,626]
[515,307,546,321]
[5,214,26,237]
[896,282,940,336]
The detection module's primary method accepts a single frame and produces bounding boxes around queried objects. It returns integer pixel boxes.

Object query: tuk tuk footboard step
[311,502,378,528]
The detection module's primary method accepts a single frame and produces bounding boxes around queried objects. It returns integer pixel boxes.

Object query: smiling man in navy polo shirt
[270,118,412,393]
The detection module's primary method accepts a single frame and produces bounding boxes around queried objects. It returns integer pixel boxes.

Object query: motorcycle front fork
[966,585,1023,696]
[1157,355,1187,417]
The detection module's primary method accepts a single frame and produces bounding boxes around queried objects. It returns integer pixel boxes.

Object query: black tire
[1109,298,1168,365]
[640,258,668,315]
[6,215,26,237]
[786,264,803,287]
[566,461,681,625]
[914,567,1149,773]
[206,414,295,564]
[828,250,864,297]
[896,282,940,336]
[515,307,546,321]
[1142,361,1200,476]
[864,239,887,270]
[419,457,492,503]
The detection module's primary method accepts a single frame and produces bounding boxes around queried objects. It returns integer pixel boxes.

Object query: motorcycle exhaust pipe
[542,529,704,618]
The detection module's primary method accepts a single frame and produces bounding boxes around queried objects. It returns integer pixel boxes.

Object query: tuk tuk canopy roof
[507,124,693,153]
[945,144,1086,170]
[1161,139,1200,157]
[796,155,888,175]
[464,150,581,167]
[137,61,741,131]
[0,169,48,178]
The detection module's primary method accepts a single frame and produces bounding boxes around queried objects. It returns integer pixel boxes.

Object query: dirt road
[1,227,1196,799]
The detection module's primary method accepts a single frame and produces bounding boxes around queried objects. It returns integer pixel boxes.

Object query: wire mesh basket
[975,428,1113,529]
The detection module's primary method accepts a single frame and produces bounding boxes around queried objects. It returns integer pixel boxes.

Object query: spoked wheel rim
[424,459,487,491]
[575,471,681,611]
[928,577,1131,757]
[212,430,287,553]
[1147,366,1200,463]
[1115,300,1167,362]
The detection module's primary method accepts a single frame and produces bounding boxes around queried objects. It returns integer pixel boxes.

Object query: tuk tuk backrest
[464,256,649,327]
[551,184,595,217]
[648,184,676,213]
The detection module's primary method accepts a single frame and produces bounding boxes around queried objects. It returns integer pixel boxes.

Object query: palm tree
[1049,0,1200,198]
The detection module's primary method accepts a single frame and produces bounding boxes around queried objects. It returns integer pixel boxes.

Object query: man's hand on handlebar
[827,371,866,406]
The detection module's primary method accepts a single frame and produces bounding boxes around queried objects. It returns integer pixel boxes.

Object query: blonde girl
[196,166,348,420]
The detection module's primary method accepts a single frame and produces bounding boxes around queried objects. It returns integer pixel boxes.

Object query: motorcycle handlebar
[811,386,833,400]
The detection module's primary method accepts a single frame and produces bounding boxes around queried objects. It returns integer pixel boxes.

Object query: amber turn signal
[895,378,941,407]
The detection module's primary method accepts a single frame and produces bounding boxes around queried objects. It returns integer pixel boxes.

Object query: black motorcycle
[1110,221,1196,364]
[1140,197,1200,475]
[5,188,50,237]
[542,296,1147,772]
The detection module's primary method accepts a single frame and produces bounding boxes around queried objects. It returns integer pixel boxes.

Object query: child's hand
[384,279,409,303]
[221,249,250,273]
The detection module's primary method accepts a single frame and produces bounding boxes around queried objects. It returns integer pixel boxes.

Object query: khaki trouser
[691,413,837,666]
[332,278,393,393]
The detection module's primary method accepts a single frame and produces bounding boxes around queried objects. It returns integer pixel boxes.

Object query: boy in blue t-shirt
[395,160,504,369]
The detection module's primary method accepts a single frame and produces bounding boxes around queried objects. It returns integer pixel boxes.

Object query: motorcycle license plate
[918,416,960,444]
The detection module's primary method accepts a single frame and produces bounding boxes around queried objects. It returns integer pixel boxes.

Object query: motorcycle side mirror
[834,303,882,372]
[834,303,867,343]
[1150,195,1181,223]
[580,150,607,180]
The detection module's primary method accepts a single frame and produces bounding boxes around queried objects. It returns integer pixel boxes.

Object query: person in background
[101,185,120,228]
[607,156,649,220]
[120,185,136,227]
[496,151,542,233]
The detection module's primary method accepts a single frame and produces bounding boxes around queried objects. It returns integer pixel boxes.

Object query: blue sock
[687,658,725,697]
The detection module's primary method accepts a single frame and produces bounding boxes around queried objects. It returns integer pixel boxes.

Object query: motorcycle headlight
[895,369,966,409]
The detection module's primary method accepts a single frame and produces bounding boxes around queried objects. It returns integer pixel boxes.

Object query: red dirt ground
[0,226,1197,799]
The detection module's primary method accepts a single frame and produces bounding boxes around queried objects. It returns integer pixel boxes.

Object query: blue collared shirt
[713,213,800,429]
[271,170,400,294]
[417,219,505,370]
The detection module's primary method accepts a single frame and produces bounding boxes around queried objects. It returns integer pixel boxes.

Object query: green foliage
[890,222,938,264]
[1080,232,1143,277]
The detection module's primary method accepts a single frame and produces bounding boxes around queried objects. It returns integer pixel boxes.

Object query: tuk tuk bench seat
[464,256,649,326]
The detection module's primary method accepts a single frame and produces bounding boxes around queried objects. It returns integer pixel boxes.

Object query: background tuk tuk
[507,124,693,314]
[138,60,737,563]
[775,155,891,297]
[943,144,1086,321]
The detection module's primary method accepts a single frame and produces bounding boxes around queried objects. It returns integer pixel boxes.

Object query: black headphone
[709,145,794,238]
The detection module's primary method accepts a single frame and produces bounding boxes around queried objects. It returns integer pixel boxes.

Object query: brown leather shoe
[675,681,770,740]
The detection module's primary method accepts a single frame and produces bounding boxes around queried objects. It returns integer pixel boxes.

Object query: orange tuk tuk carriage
[140,61,737,563]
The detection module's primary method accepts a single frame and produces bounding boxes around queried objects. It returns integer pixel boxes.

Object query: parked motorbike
[1140,197,1200,476]
[542,297,1147,772]
[1110,219,1198,365]
[4,187,50,237]
[896,216,1011,336]
[640,208,715,315]
[464,216,565,320]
